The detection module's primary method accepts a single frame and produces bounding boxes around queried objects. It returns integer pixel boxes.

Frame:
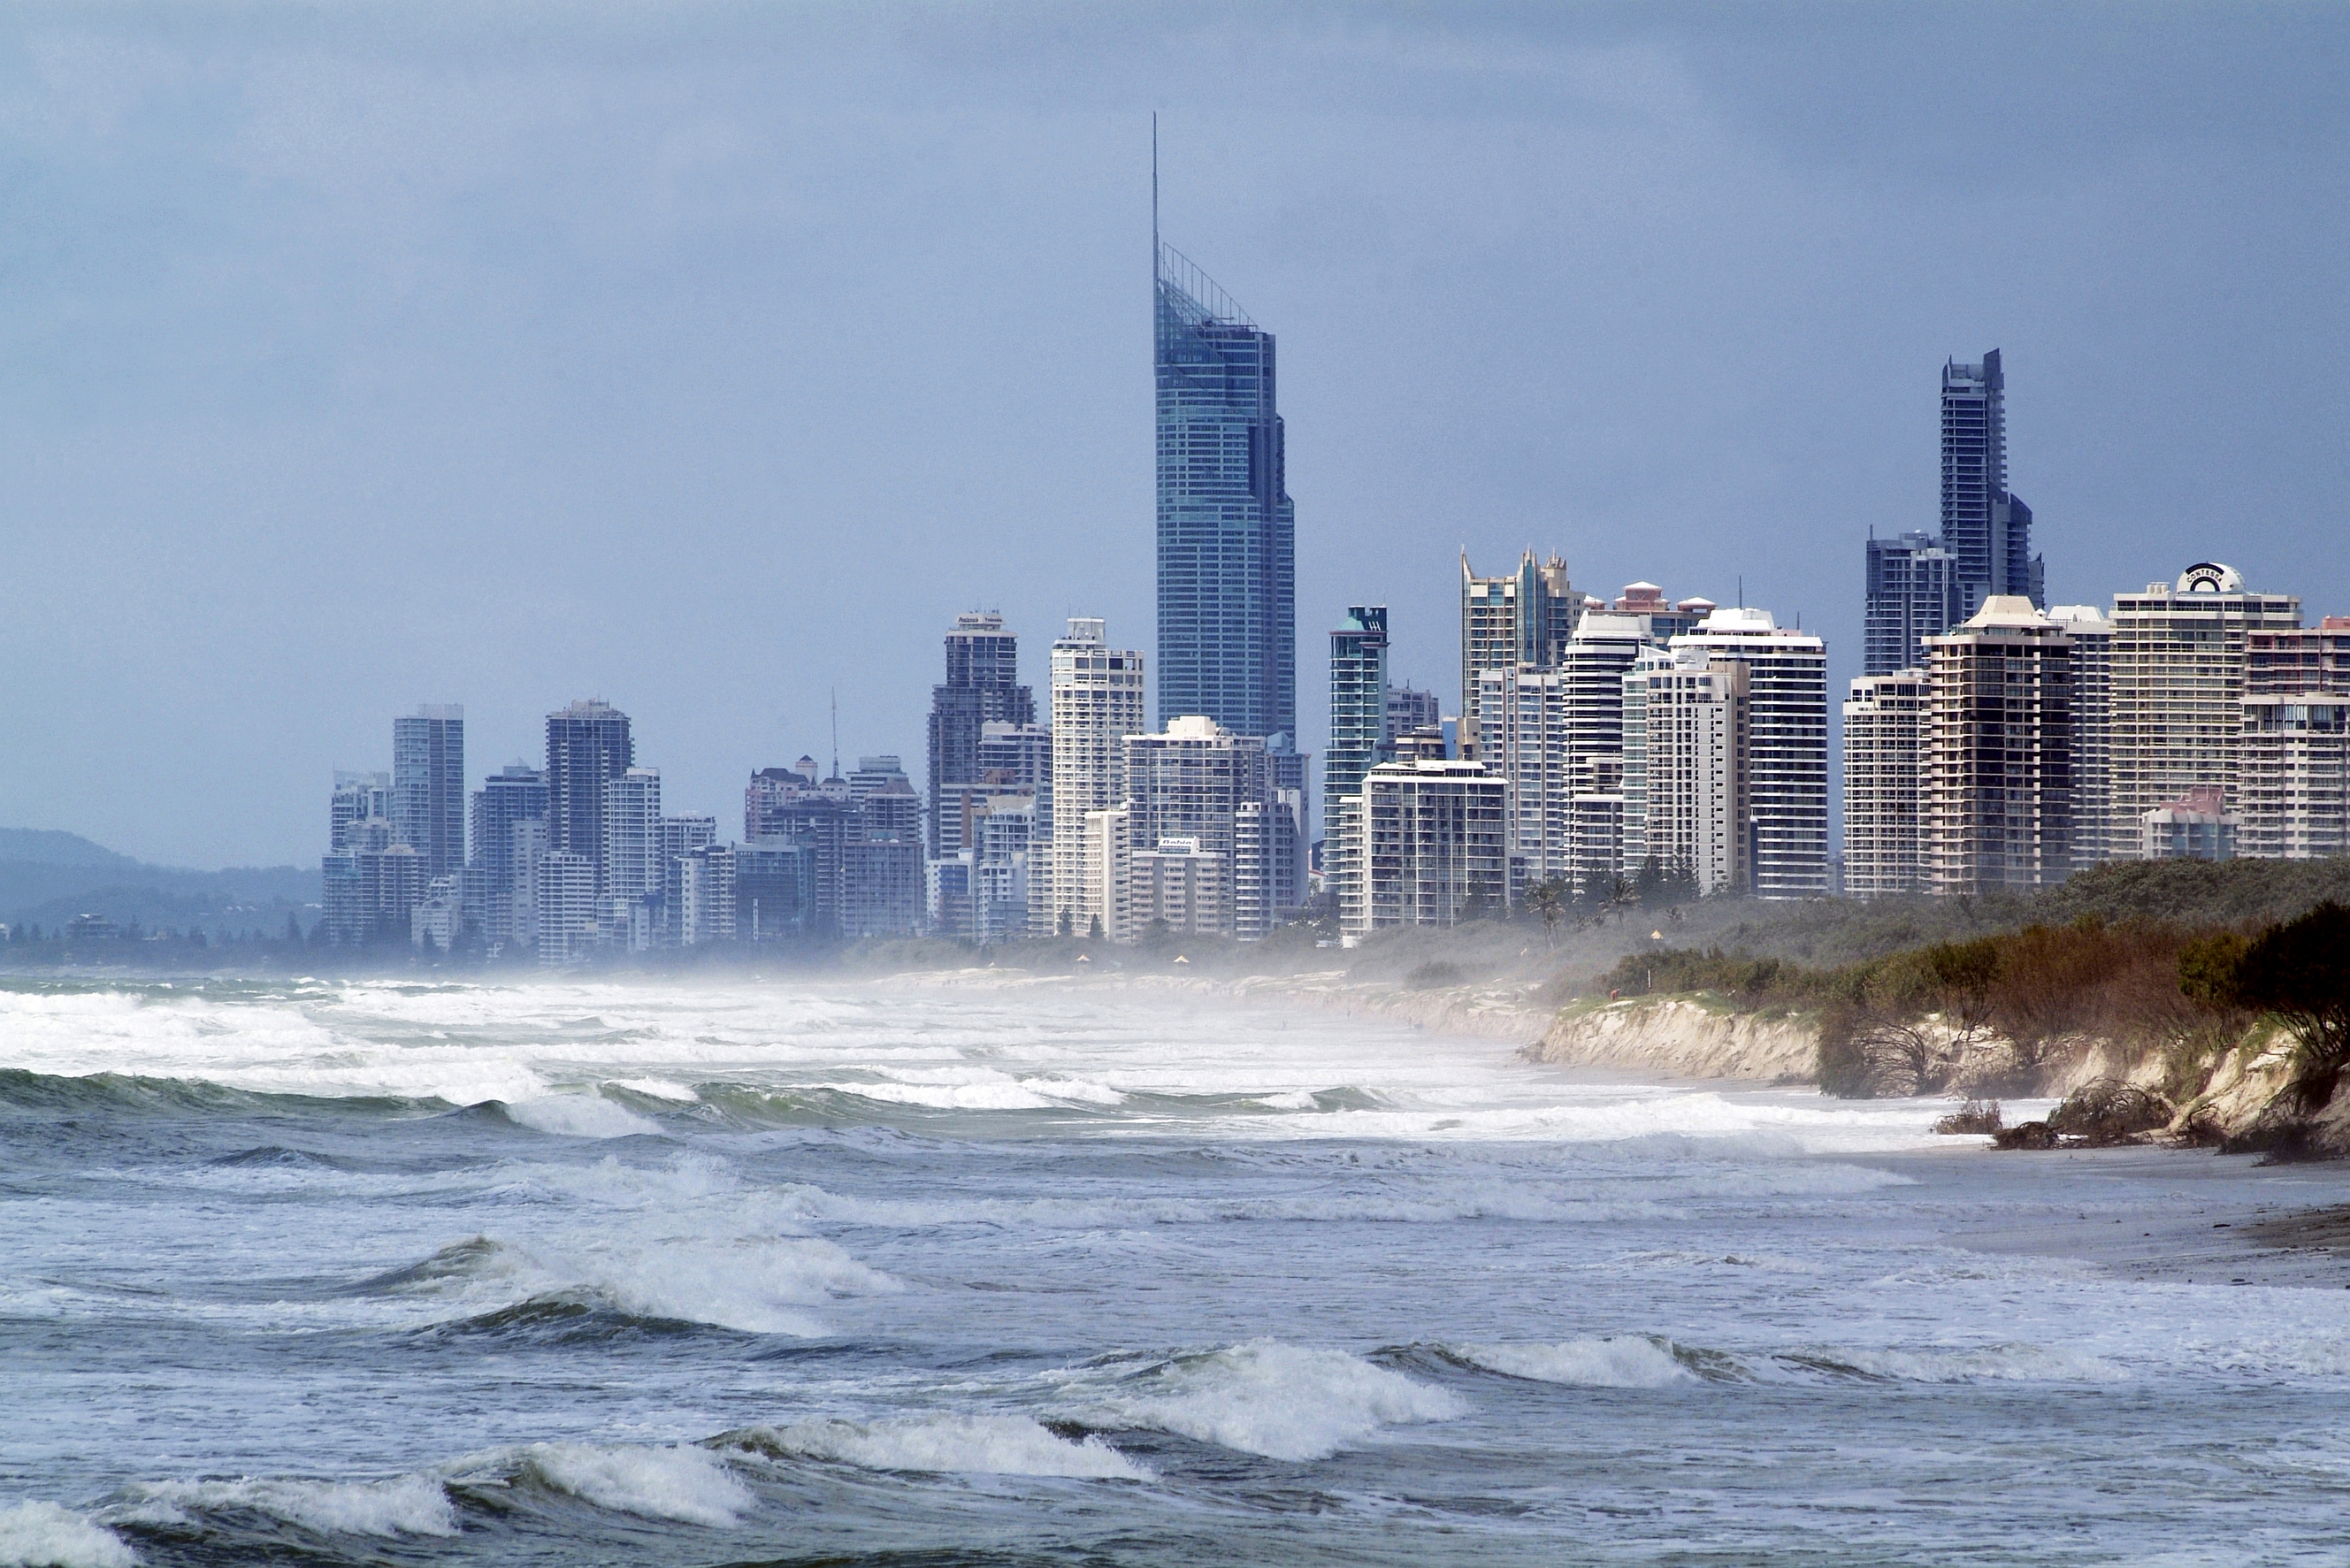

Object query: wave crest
[465,1442,751,1527]
[118,1474,456,1538]
[0,1501,137,1568]
[718,1415,1151,1480]
[1049,1342,1468,1462]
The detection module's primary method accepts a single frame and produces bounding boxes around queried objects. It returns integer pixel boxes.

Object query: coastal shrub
[2229,903,2350,1113]
[2047,1080,2173,1146]
[1405,960,1466,991]
[1933,1099,2002,1135]
[1992,1121,2058,1150]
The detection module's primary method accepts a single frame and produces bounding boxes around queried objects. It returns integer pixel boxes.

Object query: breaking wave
[456,1442,752,1527]
[1447,1335,2126,1388]
[0,1502,137,1568]
[718,1414,1152,1480]
[117,1473,458,1538]
[1047,1342,1469,1462]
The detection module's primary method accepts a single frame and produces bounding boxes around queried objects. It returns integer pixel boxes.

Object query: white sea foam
[1457,1336,1700,1388]
[119,1474,457,1537]
[729,1415,1152,1480]
[0,1502,137,1568]
[488,1443,752,1526]
[1050,1342,1469,1462]
[501,1094,662,1139]
[771,1179,1668,1230]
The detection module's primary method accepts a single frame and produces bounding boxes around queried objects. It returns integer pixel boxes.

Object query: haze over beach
[6,5,2350,1567]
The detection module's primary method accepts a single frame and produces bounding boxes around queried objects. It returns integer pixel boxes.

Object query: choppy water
[4,974,2349,1567]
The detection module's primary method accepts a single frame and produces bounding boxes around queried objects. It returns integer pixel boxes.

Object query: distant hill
[0,828,143,869]
[0,829,319,937]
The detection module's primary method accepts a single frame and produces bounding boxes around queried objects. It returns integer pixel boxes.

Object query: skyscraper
[2240,617,2350,860]
[1922,599,2074,894]
[1842,669,1927,899]
[1863,532,1961,676]
[1038,617,1145,938]
[1458,550,1579,759]
[2109,563,2300,855]
[1155,243,1294,743]
[544,700,633,885]
[600,767,663,904]
[927,613,1035,858]
[1940,351,2043,616]
[1671,608,1830,898]
[470,761,547,949]
[392,705,466,878]
[1327,606,1389,804]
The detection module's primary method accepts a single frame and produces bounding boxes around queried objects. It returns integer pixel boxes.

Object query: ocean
[4,972,2347,1566]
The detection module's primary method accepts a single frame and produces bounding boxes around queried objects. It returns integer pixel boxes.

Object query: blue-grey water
[4,974,2348,1567]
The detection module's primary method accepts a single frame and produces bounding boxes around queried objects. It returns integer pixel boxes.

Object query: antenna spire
[1152,113,1160,279]
[830,688,839,781]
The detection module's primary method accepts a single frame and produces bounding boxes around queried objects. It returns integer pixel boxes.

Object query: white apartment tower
[2108,563,2300,857]
[1631,656,1749,896]
[600,768,663,904]
[2047,605,2115,868]
[1121,715,1271,941]
[1343,758,1510,939]
[1842,669,1927,899]
[1670,608,1829,897]
[1037,618,1145,939]
[2239,617,2350,860]
[1922,597,2074,895]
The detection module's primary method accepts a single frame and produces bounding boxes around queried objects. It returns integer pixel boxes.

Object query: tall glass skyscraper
[1155,242,1295,743]
[1940,350,2043,616]
[1326,606,1389,803]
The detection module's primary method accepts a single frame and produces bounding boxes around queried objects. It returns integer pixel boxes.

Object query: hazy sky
[4,2,2345,867]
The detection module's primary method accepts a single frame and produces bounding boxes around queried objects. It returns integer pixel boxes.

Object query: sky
[2,2,2345,868]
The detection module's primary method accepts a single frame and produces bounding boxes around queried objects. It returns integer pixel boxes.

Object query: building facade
[469,762,547,950]
[2108,563,2300,857]
[1156,244,1294,743]
[1632,656,1749,896]
[1038,618,1146,937]
[927,613,1035,858]
[1670,609,1828,898]
[1458,549,1579,759]
[1343,759,1509,940]
[2047,605,2114,868]
[1864,532,1960,676]
[1921,598,2074,895]
[2239,617,2350,860]
[1327,606,1389,804]
[545,700,633,886]
[1940,350,2042,616]
[1842,669,1927,899]
[1122,715,1271,940]
[392,705,466,878]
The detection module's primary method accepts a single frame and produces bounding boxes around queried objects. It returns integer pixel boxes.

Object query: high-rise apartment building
[545,700,633,884]
[2048,606,2115,868]
[320,843,426,945]
[469,762,547,948]
[1342,759,1510,940]
[1156,244,1293,742]
[2239,617,2350,860]
[1628,656,1750,896]
[2109,563,2300,856]
[927,613,1035,858]
[534,852,598,968]
[1458,550,1579,759]
[1922,598,2074,894]
[392,705,466,878]
[1841,669,1927,899]
[1612,583,1715,646]
[1940,351,2042,616]
[600,767,663,904]
[1671,609,1828,898]
[330,770,394,852]
[1327,606,1389,805]
[1384,684,1440,748]
[1123,716,1274,940]
[1480,666,1570,896]
[1864,532,1961,676]
[1038,618,1145,938]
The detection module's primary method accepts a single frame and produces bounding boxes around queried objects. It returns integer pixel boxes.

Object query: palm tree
[1526,877,1566,949]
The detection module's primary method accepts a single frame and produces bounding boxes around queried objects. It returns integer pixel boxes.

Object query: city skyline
[4,6,2345,868]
